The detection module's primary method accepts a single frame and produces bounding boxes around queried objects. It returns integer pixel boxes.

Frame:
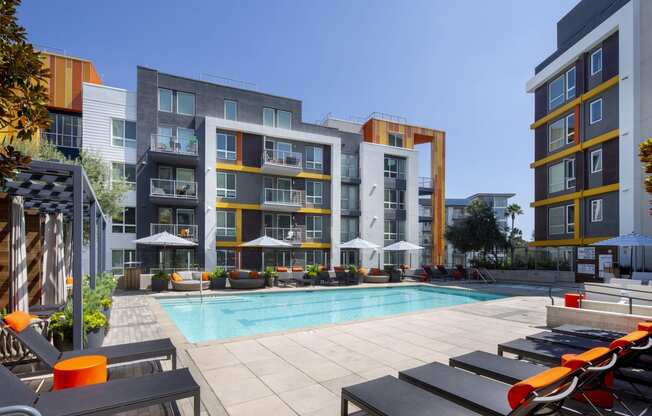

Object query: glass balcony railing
[263,188,305,207]
[41,131,82,149]
[341,165,359,179]
[419,207,432,217]
[151,134,198,155]
[150,179,197,199]
[262,149,302,169]
[264,227,303,243]
[150,223,198,241]
[418,177,433,188]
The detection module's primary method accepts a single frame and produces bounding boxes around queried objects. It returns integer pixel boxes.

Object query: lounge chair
[435,265,452,279]
[2,318,177,371]
[29,303,66,319]
[227,270,266,289]
[553,324,628,342]
[0,364,200,416]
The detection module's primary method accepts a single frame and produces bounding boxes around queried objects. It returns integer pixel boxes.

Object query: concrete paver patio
[105,283,561,416]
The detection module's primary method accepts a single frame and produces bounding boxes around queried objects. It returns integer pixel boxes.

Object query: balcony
[150,179,198,206]
[41,131,82,149]
[262,188,305,212]
[150,223,198,241]
[149,134,199,166]
[264,227,304,244]
[261,149,303,175]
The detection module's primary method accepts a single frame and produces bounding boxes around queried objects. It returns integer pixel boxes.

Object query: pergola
[4,160,108,349]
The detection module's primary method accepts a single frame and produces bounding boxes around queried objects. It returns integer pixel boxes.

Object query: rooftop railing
[150,179,197,199]
[150,134,198,155]
[262,149,302,169]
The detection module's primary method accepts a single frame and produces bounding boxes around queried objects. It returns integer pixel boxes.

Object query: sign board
[577,247,596,260]
[577,263,595,276]
[598,254,614,279]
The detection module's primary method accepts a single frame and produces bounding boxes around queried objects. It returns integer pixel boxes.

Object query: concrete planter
[210,278,227,290]
[85,327,105,349]
[151,278,169,292]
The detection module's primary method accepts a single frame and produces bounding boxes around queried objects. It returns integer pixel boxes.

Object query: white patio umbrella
[10,196,28,311]
[240,236,292,271]
[591,232,652,273]
[340,238,380,268]
[384,241,424,270]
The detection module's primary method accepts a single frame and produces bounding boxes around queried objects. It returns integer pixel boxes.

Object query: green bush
[306,264,319,278]
[211,267,227,279]
[347,265,357,274]
[263,266,278,279]
[84,310,108,332]
[152,271,170,281]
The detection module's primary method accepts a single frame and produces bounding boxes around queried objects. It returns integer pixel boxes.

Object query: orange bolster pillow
[202,272,210,281]
[561,347,610,370]
[609,330,648,350]
[276,267,288,272]
[3,311,38,332]
[228,271,239,279]
[638,322,652,333]
[292,267,303,272]
[171,272,183,282]
[334,266,345,272]
[507,367,572,409]
[249,271,259,279]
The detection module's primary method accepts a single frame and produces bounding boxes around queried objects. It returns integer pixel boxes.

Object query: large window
[217,133,236,160]
[548,162,565,193]
[565,113,575,144]
[548,75,565,110]
[341,154,358,178]
[43,112,82,148]
[384,220,405,242]
[566,67,576,99]
[590,99,603,124]
[224,100,237,121]
[566,204,575,234]
[176,92,195,115]
[262,107,292,129]
[111,249,136,275]
[263,107,275,127]
[591,149,603,173]
[384,157,406,179]
[384,189,405,210]
[216,210,236,237]
[305,250,326,266]
[306,146,323,170]
[591,199,603,222]
[306,216,323,240]
[341,217,359,242]
[341,184,359,210]
[158,88,173,112]
[548,118,565,151]
[112,162,136,191]
[112,207,136,233]
[548,206,565,235]
[217,172,236,198]
[591,48,603,76]
[306,181,323,205]
[216,249,237,269]
[111,119,136,148]
[565,158,575,189]
[388,133,403,147]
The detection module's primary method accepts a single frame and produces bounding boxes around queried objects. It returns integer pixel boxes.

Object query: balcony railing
[151,134,198,155]
[419,207,432,217]
[418,177,433,188]
[264,227,303,243]
[263,188,305,207]
[150,179,197,199]
[41,131,82,149]
[341,165,359,179]
[150,223,198,241]
[262,149,303,169]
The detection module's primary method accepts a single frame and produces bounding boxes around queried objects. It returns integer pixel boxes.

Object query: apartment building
[528,0,652,274]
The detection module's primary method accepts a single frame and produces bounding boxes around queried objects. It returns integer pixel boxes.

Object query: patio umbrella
[42,213,66,306]
[340,238,380,268]
[10,196,28,311]
[591,232,652,274]
[240,236,292,271]
[383,241,424,269]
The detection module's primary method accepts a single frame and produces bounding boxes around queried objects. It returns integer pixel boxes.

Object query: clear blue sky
[19,0,578,239]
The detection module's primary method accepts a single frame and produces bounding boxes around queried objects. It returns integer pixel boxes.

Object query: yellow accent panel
[296,172,332,180]
[573,198,580,240]
[531,75,619,129]
[300,242,331,249]
[217,202,262,210]
[216,163,331,180]
[235,209,242,243]
[298,208,332,214]
[216,241,239,248]
[531,183,619,208]
[529,236,613,247]
[531,129,619,168]
[583,182,619,197]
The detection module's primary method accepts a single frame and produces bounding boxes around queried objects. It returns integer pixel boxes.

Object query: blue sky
[19,0,578,239]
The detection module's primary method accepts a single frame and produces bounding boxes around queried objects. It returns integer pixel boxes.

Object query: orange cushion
[370,268,381,276]
[638,321,652,333]
[561,347,610,370]
[53,355,107,390]
[276,267,288,272]
[334,266,345,272]
[201,272,210,281]
[3,311,37,332]
[170,272,183,282]
[319,266,327,271]
[249,271,259,278]
[609,330,648,350]
[358,267,368,276]
[228,271,239,279]
[65,276,73,285]
[507,367,572,409]
[292,267,303,272]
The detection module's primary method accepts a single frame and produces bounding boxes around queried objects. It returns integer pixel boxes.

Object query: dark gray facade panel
[584,191,619,237]
[602,138,619,184]
[603,32,619,80]
[582,85,618,140]
[586,145,604,189]
[243,133,263,167]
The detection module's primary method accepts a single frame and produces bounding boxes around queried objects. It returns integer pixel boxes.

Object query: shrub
[153,271,170,281]
[211,267,227,279]
[306,264,319,278]
[264,266,278,279]
[84,310,108,332]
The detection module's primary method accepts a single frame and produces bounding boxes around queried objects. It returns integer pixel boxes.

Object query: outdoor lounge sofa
[0,364,200,416]
[228,270,266,289]
[171,272,209,291]
[364,269,389,284]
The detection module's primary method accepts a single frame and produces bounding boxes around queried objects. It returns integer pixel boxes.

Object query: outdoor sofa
[170,271,209,291]
[228,270,266,289]
[364,268,389,284]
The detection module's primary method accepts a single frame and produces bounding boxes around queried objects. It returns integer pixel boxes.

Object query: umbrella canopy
[590,232,652,247]
[240,235,292,248]
[133,231,197,247]
[340,238,380,249]
[384,241,424,251]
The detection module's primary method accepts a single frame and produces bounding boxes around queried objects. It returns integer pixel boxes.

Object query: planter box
[210,278,227,290]
[85,327,105,349]
[151,278,169,292]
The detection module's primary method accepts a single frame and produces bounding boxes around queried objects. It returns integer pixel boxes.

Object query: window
[216,249,236,269]
[112,207,136,233]
[384,157,406,179]
[158,88,173,112]
[262,107,292,129]
[217,133,236,160]
[263,107,275,127]
[591,149,603,173]
[384,251,404,266]
[384,220,397,241]
[566,67,576,99]
[548,206,565,235]
[590,99,603,124]
[548,75,565,110]
[384,189,405,210]
[216,210,236,237]
[217,172,236,198]
[565,158,575,189]
[176,92,195,115]
[306,216,323,240]
[548,118,565,151]
[306,181,323,205]
[111,119,136,148]
[341,154,358,178]
[305,250,325,266]
[388,133,403,147]
[111,249,136,275]
[341,185,359,210]
[591,48,602,76]
[341,217,359,242]
[566,204,575,234]
[306,146,323,170]
[111,162,136,191]
[224,100,237,121]
[548,162,565,193]
[591,199,603,222]
[565,113,575,144]
[43,113,82,148]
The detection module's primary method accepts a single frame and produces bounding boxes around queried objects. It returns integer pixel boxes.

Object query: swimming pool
[158,286,506,342]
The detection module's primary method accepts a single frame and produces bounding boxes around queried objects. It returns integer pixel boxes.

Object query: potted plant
[50,311,73,351]
[210,267,227,290]
[151,271,170,292]
[100,297,113,321]
[84,310,108,348]
[347,265,357,283]
[264,266,278,287]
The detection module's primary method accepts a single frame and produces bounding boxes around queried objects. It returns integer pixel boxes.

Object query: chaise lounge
[364,268,389,284]
[228,270,266,289]
[170,271,209,291]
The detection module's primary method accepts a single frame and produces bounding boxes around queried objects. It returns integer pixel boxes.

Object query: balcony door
[177,208,195,225]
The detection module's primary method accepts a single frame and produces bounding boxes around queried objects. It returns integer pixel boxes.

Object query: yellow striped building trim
[529,236,613,247]
[216,201,331,215]
[530,129,619,168]
[216,163,331,180]
[531,183,619,208]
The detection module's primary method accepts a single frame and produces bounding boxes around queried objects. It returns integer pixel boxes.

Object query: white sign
[598,254,614,279]
[577,263,595,275]
[577,247,596,260]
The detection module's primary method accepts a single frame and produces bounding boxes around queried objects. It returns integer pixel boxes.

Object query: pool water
[158,286,506,342]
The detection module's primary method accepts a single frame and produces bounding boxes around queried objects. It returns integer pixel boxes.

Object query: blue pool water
[158,286,506,342]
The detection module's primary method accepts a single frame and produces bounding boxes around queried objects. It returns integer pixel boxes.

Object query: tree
[504,203,524,264]
[0,0,51,184]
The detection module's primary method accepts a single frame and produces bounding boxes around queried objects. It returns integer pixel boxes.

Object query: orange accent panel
[53,355,107,390]
[236,132,243,165]
[71,61,82,111]
[54,57,66,109]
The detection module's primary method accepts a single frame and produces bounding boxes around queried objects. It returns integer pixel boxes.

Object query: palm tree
[505,203,523,234]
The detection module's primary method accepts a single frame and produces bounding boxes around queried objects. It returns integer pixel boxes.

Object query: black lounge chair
[526,331,606,350]
[553,324,628,342]
[498,338,586,365]
[29,304,66,319]
[1,364,200,416]
[6,325,177,371]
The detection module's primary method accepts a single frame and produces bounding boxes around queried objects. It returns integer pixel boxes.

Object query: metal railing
[41,131,82,149]
[264,227,303,243]
[263,188,305,207]
[150,179,197,199]
[0,406,42,416]
[262,149,302,169]
[150,223,198,241]
[580,286,652,315]
[150,266,200,274]
[150,134,198,155]
[341,165,359,179]
[367,112,408,124]
[418,177,433,188]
